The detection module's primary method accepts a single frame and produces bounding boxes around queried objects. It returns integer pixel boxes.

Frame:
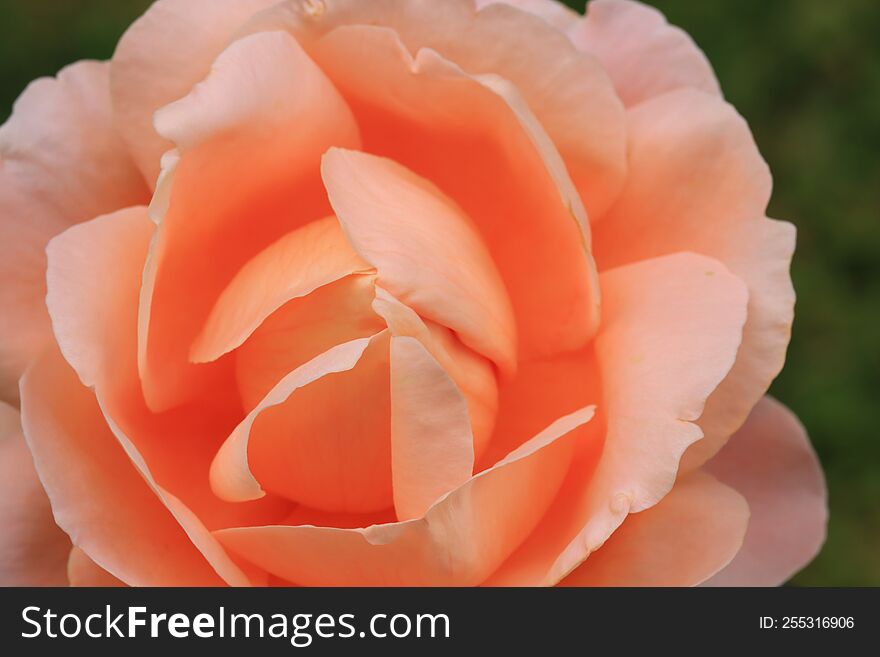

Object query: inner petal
[191,215,374,364]
[321,147,517,375]
[235,273,385,411]
[248,333,393,514]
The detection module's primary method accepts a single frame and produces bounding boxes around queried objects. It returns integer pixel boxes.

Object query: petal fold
[390,336,475,521]
[191,215,373,364]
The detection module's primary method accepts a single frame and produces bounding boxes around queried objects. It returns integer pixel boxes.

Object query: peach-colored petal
[247,333,394,514]
[44,209,268,584]
[478,347,600,471]
[215,406,594,586]
[46,206,154,392]
[474,0,579,32]
[592,89,795,472]
[234,275,384,410]
[247,0,627,219]
[702,397,827,586]
[47,209,288,531]
[0,402,70,586]
[570,0,720,107]
[139,30,360,412]
[372,288,498,461]
[390,336,474,521]
[309,25,600,357]
[211,335,386,505]
[593,253,747,511]
[191,216,373,364]
[322,148,516,374]
[487,252,747,585]
[67,547,126,587]
[0,61,147,401]
[110,0,279,184]
[20,349,234,586]
[560,472,749,586]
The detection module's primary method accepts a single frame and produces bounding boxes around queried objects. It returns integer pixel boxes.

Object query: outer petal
[215,407,594,586]
[487,252,748,585]
[20,348,234,586]
[140,30,360,412]
[67,547,126,587]
[703,397,827,586]
[0,402,70,586]
[474,0,579,32]
[593,89,795,471]
[321,148,516,373]
[111,0,279,184]
[570,0,720,107]
[0,61,147,401]
[560,472,749,586]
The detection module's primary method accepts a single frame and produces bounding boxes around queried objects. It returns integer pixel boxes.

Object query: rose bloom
[0,0,826,587]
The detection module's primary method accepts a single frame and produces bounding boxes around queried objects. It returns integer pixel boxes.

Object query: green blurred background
[0,0,877,585]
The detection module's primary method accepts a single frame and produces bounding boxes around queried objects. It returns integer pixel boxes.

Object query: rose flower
[0,0,826,586]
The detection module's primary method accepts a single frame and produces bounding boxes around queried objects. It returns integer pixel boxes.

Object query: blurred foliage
[0,0,877,585]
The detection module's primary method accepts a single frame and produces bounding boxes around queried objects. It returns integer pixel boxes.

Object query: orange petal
[560,471,749,586]
[478,348,600,472]
[215,407,594,586]
[373,288,498,462]
[570,0,720,107]
[111,0,279,184]
[488,252,747,585]
[211,335,388,506]
[248,333,393,514]
[0,61,147,401]
[234,274,384,410]
[20,348,239,586]
[248,0,626,219]
[46,206,154,393]
[44,210,268,584]
[139,30,360,413]
[305,24,601,357]
[68,547,126,587]
[322,148,516,374]
[702,397,827,586]
[592,89,795,472]
[390,336,474,521]
[0,402,70,586]
[191,215,373,364]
